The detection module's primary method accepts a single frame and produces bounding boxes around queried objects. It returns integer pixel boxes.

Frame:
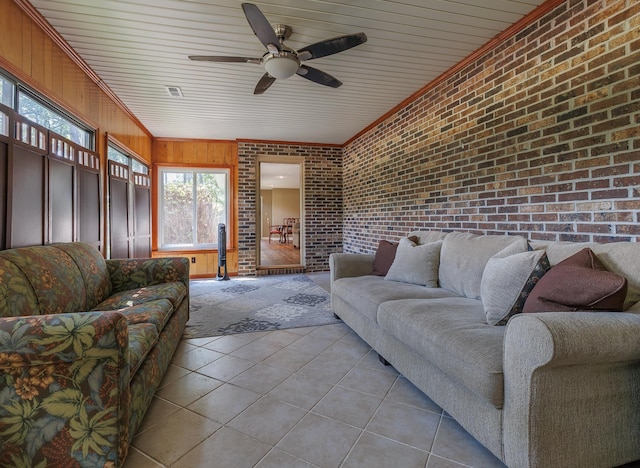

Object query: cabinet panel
[78,168,101,247]
[49,158,74,243]
[134,185,151,257]
[0,141,7,250]
[9,145,45,248]
[109,177,129,258]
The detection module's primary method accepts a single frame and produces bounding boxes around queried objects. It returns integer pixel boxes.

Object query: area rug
[183,274,339,338]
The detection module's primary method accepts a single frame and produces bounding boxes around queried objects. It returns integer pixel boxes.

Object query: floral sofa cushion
[53,243,112,310]
[0,257,39,317]
[115,298,175,333]
[0,246,87,314]
[93,282,187,311]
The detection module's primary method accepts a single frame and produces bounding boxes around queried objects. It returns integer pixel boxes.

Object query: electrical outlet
[191,257,196,263]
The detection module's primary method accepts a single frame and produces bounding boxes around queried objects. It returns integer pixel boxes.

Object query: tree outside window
[160,168,228,249]
[18,91,91,148]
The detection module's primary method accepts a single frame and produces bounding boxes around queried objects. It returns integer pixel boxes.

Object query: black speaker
[216,223,229,281]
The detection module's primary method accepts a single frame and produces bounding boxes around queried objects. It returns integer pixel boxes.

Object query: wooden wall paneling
[42,37,53,91]
[20,8,32,76]
[30,24,45,85]
[5,4,22,67]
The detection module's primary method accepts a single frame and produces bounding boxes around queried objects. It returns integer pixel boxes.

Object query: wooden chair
[282,218,298,243]
[268,224,281,243]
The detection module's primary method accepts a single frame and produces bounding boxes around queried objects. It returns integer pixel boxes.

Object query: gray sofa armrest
[503,312,640,468]
[329,252,375,284]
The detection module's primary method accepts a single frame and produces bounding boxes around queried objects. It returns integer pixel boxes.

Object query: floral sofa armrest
[106,257,190,293]
[0,311,130,467]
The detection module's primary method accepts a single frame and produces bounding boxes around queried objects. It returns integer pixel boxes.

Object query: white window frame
[158,167,230,250]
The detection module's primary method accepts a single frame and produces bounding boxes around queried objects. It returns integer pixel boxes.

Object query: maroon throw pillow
[371,240,399,276]
[523,248,627,313]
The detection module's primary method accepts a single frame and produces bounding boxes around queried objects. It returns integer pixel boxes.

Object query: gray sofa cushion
[439,232,529,300]
[332,276,459,323]
[377,297,506,408]
[406,230,448,245]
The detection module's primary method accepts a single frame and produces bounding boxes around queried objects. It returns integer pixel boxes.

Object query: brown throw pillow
[523,247,627,313]
[371,240,399,276]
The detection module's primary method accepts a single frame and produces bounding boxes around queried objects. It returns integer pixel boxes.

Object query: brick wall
[237,142,342,275]
[342,0,640,254]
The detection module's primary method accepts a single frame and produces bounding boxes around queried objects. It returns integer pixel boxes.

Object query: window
[159,168,229,249]
[107,145,129,165]
[18,90,92,148]
[0,74,14,107]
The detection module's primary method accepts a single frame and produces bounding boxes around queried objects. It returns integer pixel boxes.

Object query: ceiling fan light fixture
[263,53,300,79]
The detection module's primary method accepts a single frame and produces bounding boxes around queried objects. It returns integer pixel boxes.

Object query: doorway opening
[257,158,304,271]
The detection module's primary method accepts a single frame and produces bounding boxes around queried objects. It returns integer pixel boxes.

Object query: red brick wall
[238,142,342,274]
[342,0,640,254]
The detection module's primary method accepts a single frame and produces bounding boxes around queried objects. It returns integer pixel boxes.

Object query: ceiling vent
[165,86,184,97]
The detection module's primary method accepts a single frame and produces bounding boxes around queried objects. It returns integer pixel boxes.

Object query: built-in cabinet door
[0,105,103,252]
[8,144,46,248]
[78,164,101,249]
[134,181,151,257]
[49,157,74,243]
[108,161,131,259]
[0,140,7,251]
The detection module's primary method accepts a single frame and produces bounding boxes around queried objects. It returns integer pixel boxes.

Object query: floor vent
[256,267,305,276]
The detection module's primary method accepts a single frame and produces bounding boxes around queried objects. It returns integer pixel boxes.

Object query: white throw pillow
[384,238,442,287]
[481,248,550,326]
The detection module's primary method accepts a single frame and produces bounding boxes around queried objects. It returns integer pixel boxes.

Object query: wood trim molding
[343,0,567,147]
[237,138,342,148]
[107,133,150,166]
[154,137,237,144]
[14,0,154,140]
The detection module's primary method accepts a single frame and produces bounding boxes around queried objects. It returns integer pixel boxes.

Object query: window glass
[131,158,148,174]
[159,168,229,249]
[18,91,91,148]
[0,74,14,107]
[107,145,130,165]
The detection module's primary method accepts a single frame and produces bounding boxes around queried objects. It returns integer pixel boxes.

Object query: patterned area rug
[183,274,339,338]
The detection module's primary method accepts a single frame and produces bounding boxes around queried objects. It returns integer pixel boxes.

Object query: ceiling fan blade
[188,56,261,64]
[242,3,280,51]
[254,72,276,94]
[296,65,342,88]
[297,32,367,61]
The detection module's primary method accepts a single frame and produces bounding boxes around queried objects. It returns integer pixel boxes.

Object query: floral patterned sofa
[0,242,189,467]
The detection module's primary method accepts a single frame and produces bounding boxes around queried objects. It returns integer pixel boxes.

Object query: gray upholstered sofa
[330,231,640,468]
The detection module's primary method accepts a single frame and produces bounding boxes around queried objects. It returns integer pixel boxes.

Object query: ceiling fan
[188,3,367,94]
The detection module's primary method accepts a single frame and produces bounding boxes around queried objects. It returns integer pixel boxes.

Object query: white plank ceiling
[29,0,547,144]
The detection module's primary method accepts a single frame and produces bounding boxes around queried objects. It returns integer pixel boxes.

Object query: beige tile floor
[124,322,506,468]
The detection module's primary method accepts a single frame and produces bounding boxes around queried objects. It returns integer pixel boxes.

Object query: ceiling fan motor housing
[263,50,300,79]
